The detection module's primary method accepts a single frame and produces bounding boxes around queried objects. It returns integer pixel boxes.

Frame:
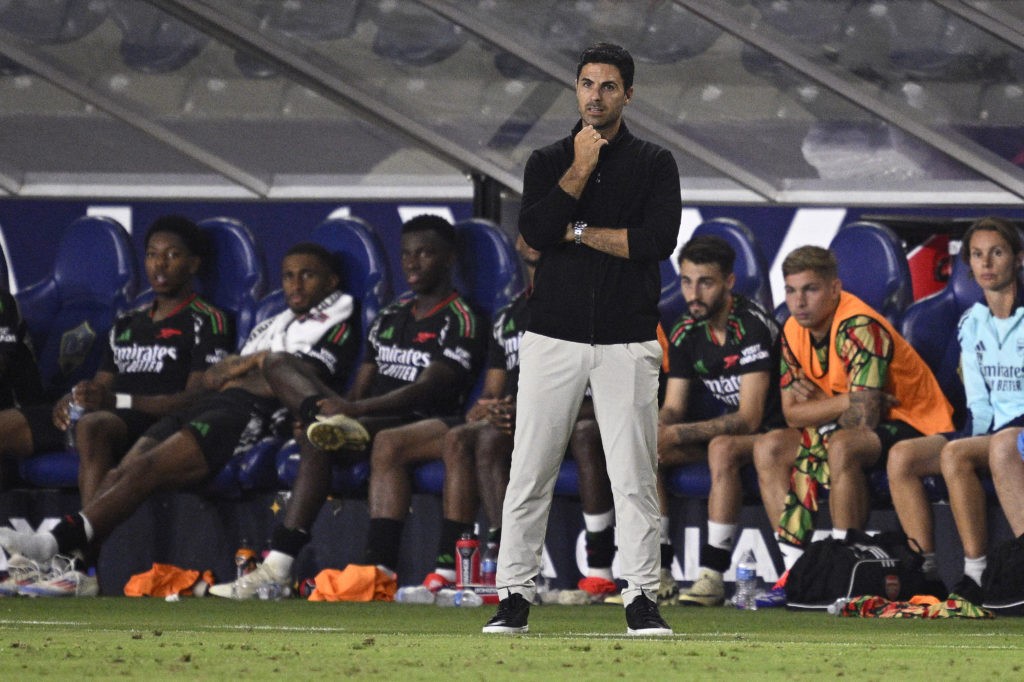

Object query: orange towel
[124,562,214,598]
[307,564,397,602]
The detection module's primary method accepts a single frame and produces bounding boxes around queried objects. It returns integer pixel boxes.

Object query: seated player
[0,216,233,595]
[774,245,953,577]
[888,217,1024,602]
[209,214,486,598]
[0,242,356,596]
[647,235,796,607]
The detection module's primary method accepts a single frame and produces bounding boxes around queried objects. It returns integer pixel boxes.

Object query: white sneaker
[677,567,725,607]
[0,554,46,596]
[305,413,370,451]
[20,555,98,597]
[657,568,679,605]
[208,562,290,600]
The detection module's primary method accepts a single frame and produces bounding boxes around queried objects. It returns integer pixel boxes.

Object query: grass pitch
[0,597,1021,680]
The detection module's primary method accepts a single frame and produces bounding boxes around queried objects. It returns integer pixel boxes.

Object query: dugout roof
[0,0,1022,204]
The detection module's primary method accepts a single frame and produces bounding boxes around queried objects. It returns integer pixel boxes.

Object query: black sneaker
[949,576,983,605]
[625,593,673,636]
[482,592,530,634]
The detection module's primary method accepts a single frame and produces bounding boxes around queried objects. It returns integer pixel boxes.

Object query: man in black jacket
[483,42,681,636]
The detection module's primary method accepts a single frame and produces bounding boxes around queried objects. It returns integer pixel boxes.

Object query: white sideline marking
[0,619,348,633]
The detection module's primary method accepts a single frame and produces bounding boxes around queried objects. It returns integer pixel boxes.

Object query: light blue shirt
[957,300,1024,435]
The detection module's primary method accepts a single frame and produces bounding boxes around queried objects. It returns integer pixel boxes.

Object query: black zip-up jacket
[519,121,681,344]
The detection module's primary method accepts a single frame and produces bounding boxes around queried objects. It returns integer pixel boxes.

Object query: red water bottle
[455,533,480,589]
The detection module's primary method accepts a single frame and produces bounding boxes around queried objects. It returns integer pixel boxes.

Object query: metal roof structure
[0,0,1022,204]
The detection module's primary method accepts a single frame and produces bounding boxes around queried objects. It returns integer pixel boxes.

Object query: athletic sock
[707,521,737,552]
[964,555,987,586]
[832,528,848,541]
[583,509,614,533]
[585,526,616,576]
[364,518,404,573]
[50,513,88,556]
[660,542,675,570]
[435,518,474,571]
[297,394,326,426]
[700,544,732,574]
[270,525,311,558]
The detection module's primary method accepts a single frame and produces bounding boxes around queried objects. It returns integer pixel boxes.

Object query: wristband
[115,393,133,410]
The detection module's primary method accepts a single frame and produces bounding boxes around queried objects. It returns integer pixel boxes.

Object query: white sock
[583,509,614,533]
[80,513,95,542]
[587,567,613,580]
[832,528,848,541]
[707,521,737,551]
[964,555,987,585]
[262,550,294,580]
[660,516,671,545]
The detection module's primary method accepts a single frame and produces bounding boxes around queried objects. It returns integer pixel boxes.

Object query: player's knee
[260,351,292,380]
[708,435,744,471]
[370,429,403,467]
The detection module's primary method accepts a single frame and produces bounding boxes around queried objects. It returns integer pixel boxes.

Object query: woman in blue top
[888,216,1024,604]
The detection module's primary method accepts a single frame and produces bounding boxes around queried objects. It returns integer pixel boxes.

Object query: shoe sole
[306,415,370,451]
[627,627,673,636]
[677,595,724,607]
[482,624,529,634]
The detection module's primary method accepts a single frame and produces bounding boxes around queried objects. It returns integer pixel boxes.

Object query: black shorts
[143,388,280,474]
[22,404,157,454]
[873,420,923,466]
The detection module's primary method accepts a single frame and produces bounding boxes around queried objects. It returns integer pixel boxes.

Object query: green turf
[0,597,1022,680]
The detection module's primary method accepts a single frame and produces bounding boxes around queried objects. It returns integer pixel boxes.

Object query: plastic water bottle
[235,541,256,581]
[827,597,850,616]
[480,542,498,586]
[435,588,482,607]
[257,582,291,600]
[66,401,84,449]
[733,549,758,610]
[395,585,436,604]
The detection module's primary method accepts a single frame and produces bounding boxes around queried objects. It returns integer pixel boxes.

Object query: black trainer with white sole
[482,592,530,634]
[625,594,673,636]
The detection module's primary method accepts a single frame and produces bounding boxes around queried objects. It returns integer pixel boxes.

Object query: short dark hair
[285,241,342,280]
[401,214,456,248]
[678,235,735,275]
[576,42,634,90]
[782,245,838,280]
[145,215,207,260]
[961,216,1023,265]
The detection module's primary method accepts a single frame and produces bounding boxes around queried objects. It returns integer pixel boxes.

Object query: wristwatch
[573,221,587,245]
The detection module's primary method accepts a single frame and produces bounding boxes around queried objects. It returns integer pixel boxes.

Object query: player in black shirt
[210,214,487,599]
[0,216,231,500]
[0,243,357,596]
[0,289,44,411]
[656,236,798,607]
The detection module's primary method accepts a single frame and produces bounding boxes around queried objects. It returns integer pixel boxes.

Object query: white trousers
[496,332,662,607]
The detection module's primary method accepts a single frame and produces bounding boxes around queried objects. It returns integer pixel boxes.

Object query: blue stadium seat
[412,219,522,496]
[109,0,208,73]
[17,215,139,398]
[659,217,773,328]
[0,0,107,44]
[276,438,370,496]
[197,217,266,348]
[775,221,912,326]
[368,1,467,67]
[15,216,139,488]
[899,253,983,431]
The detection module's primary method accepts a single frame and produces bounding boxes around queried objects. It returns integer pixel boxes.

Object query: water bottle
[435,588,482,607]
[66,400,84,449]
[235,540,256,581]
[395,585,436,604]
[480,542,498,586]
[827,597,850,616]
[257,582,290,600]
[732,549,758,610]
[455,533,480,589]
